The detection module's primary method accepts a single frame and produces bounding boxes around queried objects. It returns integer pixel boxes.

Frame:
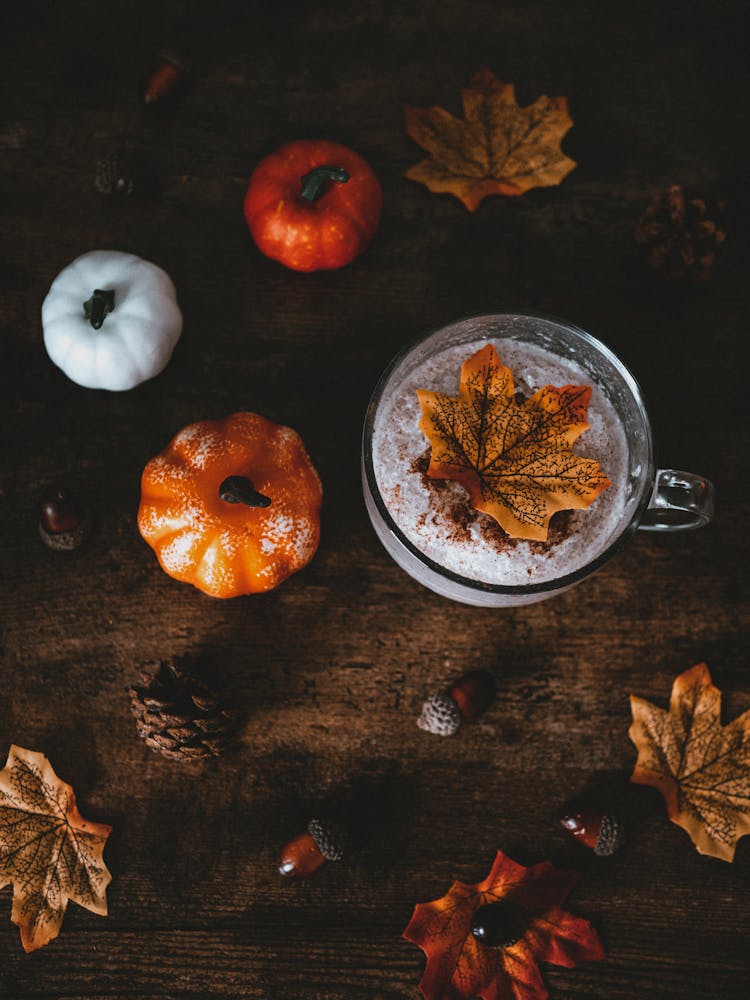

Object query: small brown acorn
[94,150,160,200]
[38,485,91,551]
[470,900,527,948]
[94,150,136,198]
[278,818,347,879]
[143,52,189,109]
[558,798,625,857]
[417,669,496,736]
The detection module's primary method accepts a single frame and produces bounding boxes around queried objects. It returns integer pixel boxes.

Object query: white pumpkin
[42,250,183,391]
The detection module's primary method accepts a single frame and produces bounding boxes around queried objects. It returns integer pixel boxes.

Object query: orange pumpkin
[138,412,322,598]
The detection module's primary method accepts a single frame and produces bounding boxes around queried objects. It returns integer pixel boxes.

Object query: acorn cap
[417,691,461,736]
[38,510,92,551]
[307,818,346,862]
[594,811,626,857]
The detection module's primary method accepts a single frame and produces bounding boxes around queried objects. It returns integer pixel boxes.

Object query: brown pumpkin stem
[219,476,271,508]
[300,165,349,202]
[83,289,115,329]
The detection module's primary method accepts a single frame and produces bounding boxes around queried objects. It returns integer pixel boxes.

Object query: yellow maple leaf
[404,68,576,211]
[629,664,750,862]
[0,746,112,951]
[416,344,610,541]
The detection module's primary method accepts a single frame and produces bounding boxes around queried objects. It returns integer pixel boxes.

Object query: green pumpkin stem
[219,476,271,508]
[299,165,349,202]
[83,289,115,330]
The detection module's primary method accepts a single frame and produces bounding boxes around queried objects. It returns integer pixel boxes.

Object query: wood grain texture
[1,0,749,997]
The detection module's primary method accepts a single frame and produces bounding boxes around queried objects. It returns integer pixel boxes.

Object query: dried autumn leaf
[404,68,576,211]
[403,849,604,1000]
[417,344,610,541]
[629,663,750,862]
[0,745,112,951]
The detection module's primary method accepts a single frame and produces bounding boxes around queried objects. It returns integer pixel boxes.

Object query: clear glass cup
[361,312,715,607]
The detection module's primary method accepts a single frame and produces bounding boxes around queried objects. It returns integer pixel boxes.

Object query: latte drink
[371,336,628,588]
[362,313,656,605]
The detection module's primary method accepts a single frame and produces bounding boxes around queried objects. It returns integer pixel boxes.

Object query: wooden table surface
[2,1,749,997]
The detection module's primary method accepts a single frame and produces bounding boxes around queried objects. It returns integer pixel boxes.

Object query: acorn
[417,669,496,736]
[95,149,161,200]
[94,150,136,198]
[558,798,625,857]
[143,52,189,109]
[278,818,347,879]
[470,900,527,948]
[38,485,91,551]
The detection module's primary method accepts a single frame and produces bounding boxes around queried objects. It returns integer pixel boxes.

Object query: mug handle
[638,469,715,531]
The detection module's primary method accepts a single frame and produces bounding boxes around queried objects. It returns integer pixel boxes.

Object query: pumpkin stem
[83,289,116,330]
[219,476,271,508]
[299,165,349,202]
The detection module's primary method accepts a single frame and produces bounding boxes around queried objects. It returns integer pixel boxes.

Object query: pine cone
[634,185,726,281]
[129,658,237,761]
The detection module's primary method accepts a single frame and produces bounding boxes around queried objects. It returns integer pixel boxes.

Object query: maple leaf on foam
[417,343,610,541]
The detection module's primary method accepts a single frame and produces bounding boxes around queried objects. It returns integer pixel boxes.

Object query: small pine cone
[634,185,726,281]
[307,818,347,862]
[417,691,462,736]
[129,658,237,761]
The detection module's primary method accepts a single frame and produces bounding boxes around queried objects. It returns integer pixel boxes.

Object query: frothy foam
[372,337,629,586]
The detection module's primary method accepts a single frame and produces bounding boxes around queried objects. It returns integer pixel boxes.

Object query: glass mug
[361,313,714,607]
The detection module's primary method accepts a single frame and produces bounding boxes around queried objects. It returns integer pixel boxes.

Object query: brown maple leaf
[403,849,604,1000]
[629,664,750,862]
[0,745,112,951]
[404,68,576,211]
[416,344,610,541]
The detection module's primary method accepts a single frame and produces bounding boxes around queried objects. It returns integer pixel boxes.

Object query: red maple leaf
[403,850,604,1000]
